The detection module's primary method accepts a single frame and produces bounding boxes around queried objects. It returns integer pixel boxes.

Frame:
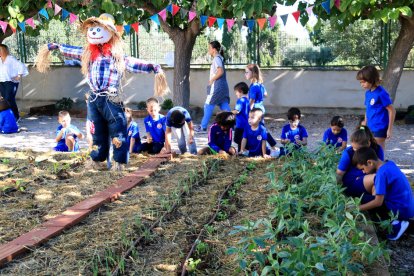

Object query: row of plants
[228,145,389,274]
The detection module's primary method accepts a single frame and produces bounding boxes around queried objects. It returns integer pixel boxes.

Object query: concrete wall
[16,66,414,114]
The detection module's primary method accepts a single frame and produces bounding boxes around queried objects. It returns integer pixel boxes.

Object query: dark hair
[170,109,185,127]
[215,111,235,129]
[146,97,159,105]
[350,125,377,148]
[234,82,249,94]
[331,116,344,128]
[352,147,379,166]
[356,65,380,86]
[287,107,301,121]
[250,108,264,120]
[209,40,225,62]
[0,44,9,54]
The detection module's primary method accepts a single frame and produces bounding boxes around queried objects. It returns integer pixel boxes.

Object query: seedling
[186,258,201,273]
[1,158,10,164]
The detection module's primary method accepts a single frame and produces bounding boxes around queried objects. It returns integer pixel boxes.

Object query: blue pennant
[18,22,26,32]
[280,14,288,26]
[61,9,70,20]
[247,19,255,32]
[200,15,208,26]
[39,8,49,20]
[150,14,160,25]
[166,4,172,13]
[123,25,131,35]
[216,18,225,29]
[321,0,331,14]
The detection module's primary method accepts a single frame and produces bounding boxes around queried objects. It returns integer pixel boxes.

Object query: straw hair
[154,71,170,97]
[35,44,53,73]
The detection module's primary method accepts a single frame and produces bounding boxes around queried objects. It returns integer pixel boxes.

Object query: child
[125,108,142,154]
[353,147,414,240]
[0,97,18,134]
[336,126,384,203]
[239,108,271,158]
[322,115,347,151]
[198,111,236,156]
[162,106,197,154]
[356,65,396,151]
[280,107,308,155]
[54,110,83,152]
[140,97,166,154]
[232,82,250,152]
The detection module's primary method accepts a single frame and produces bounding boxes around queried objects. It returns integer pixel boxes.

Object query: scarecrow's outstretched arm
[48,43,84,61]
[124,56,162,74]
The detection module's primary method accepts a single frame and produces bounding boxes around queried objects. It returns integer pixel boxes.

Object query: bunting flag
[256,18,266,30]
[61,9,70,20]
[216,18,225,29]
[306,6,314,16]
[0,20,8,33]
[150,14,160,25]
[116,25,124,35]
[54,4,62,15]
[18,22,26,32]
[142,20,150,32]
[188,11,197,22]
[47,0,53,8]
[321,0,331,14]
[131,22,139,33]
[180,8,188,19]
[171,4,180,16]
[69,13,78,24]
[280,14,288,26]
[158,9,167,22]
[26,17,35,28]
[123,24,131,34]
[10,26,16,33]
[226,19,235,31]
[39,8,49,20]
[292,11,301,23]
[335,0,341,9]
[246,19,255,31]
[207,16,216,27]
[200,15,208,26]
[166,4,172,13]
[269,16,277,28]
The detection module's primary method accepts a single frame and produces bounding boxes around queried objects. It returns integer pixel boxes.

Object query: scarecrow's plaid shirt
[48,43,161,93]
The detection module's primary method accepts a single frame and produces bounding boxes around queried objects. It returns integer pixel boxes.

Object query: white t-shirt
[0,55,28,82]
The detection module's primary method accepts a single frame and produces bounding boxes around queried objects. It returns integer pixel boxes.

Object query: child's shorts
[372,128,388,138]
[343,176,374,204]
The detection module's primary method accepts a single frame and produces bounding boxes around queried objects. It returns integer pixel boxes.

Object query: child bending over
[54,110,83,152]
[0,97,18,134]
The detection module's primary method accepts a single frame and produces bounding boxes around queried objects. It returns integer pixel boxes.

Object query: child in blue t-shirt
[54,110,83,152]
[323,115,347,151]
[232,82,250,152]
[198,111,236,156]
[0,98,18,134]
[240,108,271,158]
[140,98,166,154]
[280,107,308,155]
[353,146,414,240]
[125,108,142,153]
[356,65,396,151]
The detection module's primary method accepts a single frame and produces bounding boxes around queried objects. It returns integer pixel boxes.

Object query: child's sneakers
[387,220,409,241]
[194,125,207,133]
[270,147,280,158]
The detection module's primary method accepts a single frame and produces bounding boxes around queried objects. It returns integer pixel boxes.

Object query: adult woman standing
[196,41,231,132]
[0,44,28,120]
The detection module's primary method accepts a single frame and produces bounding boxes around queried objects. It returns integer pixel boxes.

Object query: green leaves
[102,0,115,14]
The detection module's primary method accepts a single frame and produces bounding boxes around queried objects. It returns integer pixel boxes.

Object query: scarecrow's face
[87,24,112,45]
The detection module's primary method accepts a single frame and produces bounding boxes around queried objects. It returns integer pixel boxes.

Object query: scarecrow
[35,14,169,170]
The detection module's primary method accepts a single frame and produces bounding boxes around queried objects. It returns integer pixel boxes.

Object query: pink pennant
[269,16,277,28]
[26,17,35,28]
[172,4,180,16]
[69,13,78,24]
[335,0,341,9]
[188,11,197,22]
[158,9,167,22]
[47,1,53,8]
[306,6,314,16]
[292,11,301,23]
[0,21,8,33]
[226,19,235,31]
[54,4,62,15]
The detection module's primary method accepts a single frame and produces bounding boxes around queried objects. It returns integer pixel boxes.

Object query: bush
[161,99,174,110]
[55,97,73,111]
[137,101,147,110]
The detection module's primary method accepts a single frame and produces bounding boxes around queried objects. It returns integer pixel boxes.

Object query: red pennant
[256,18,266,30]
[131,22,139,33]
[335,0,341,9]
[292,11,301,23]
[208,16,216,27]
[172,4,180,16]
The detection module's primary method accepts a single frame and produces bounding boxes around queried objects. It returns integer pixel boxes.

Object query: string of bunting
[0,0,340,35]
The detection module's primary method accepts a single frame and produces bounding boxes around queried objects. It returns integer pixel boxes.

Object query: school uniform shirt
[55,124,81,152]
[127,122,141,152]
[208,123,233,153]
[248,82,266,112]
[243,124,268,157]
[365,86,392,132]
[280,124,308,146]
[166,106,192,128]
[144,114,166,143]
[374,160,414,220]
[0,108,18,134]
[323,128,347,148]
[0,55,28,82]
[234,97,249,129]
[337,145,384,186]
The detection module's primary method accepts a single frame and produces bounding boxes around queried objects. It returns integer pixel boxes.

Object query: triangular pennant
[208,16,216,27]
[54,4,62,15]
[269,16,277,28]
[10,25,16,33]
[292,11,300,23]
[26,17,35,28]
[166,4,172,13]
[335,0,341,9]
[123,24,131,34]
[246,19,255,32]
[216,18,225,29]
[142,20,150,32]
[39,8,49,20]
[69,13,78,24]
[158,9,167,22]
[256,18,266,30]
[226,19,235,31]
[0,21,7,33]
[61,9,70,20]
[47,0,53,8]
[116,25,124,35]
[150,14,160,25]
[180,8,188,19]
[131,22,139,33]
[188,11,197,22]
[18,22,26,33]
[200,15,208,26]
[321,0,331,14]
[280,14,288,26]
[306,6,314,16]
[172,4,180,16]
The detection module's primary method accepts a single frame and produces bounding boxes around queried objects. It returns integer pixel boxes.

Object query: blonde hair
[246,64,263,83]
[125,107,133,124]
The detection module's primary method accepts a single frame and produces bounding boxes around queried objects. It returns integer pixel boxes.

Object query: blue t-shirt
[55,124,80,152]
[365,86,392,132]
[323,128,347,148]
[374,161,414,220]
[248,82,266,113]
[127,122,141,152]
[281,124,308,146]
[0,109,18,134]
[337,145,384,185]
[166,106,192,128]
[144,114,166,143]
[243,124,268,157]
[208,122,233,153]
[234,97,249,129]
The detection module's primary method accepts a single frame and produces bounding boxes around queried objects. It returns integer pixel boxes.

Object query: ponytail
[351,125,378,148]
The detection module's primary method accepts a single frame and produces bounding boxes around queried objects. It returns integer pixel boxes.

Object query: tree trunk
[382,14,414,102]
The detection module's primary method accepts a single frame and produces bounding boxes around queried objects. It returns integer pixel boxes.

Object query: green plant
[137,101,147,110]
[161,98,174,110]
[55,97,74,111]
[195,240,210,256]
[1,158,10,164]
[186,258,201,273]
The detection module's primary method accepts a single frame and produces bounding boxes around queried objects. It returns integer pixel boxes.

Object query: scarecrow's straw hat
[80,13,121,39]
